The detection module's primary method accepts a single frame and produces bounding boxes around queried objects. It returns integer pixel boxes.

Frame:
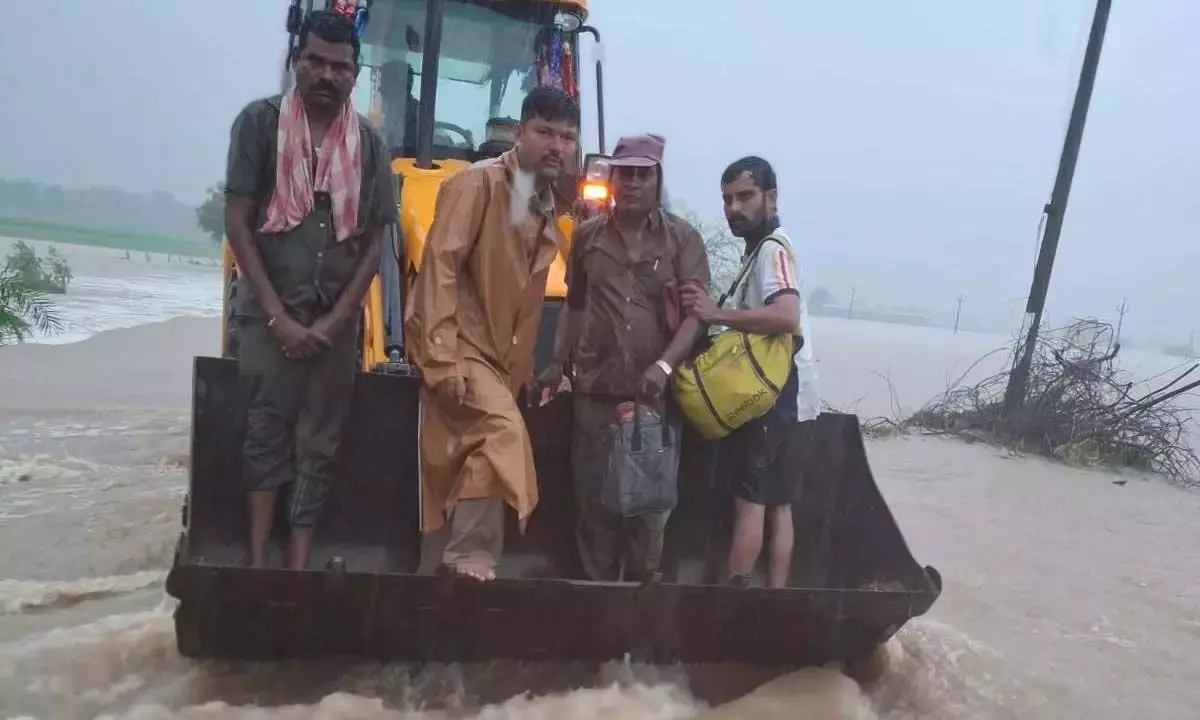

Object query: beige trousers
[418,497,506,574]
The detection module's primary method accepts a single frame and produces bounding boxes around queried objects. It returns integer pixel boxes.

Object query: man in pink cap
[539,133,710,581]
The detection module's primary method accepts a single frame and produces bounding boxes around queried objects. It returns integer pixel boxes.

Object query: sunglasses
[613,165,656,181]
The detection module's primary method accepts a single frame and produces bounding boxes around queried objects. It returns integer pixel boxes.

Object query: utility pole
[953,293,966,334]
[1003,0,1113,418]
[847,287,857,320]
[1115,297,1127,345]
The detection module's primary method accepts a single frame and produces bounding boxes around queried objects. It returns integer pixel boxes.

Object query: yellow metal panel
[390,157,471,275]
[544,214,575,298]
[360,275,385,371]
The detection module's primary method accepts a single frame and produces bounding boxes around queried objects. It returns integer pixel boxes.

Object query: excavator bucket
[167,351,941,667]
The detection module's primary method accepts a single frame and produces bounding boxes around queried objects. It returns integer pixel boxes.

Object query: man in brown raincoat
[405,86,580,581]
[540,134,711,581]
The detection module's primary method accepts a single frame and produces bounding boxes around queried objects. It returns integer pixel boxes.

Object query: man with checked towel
[223,11,399,569]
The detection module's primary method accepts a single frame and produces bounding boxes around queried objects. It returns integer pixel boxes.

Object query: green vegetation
[679,209,741,296]
[0,267,62,345]
[0,178,207,245]
[196,184,226,243]
[0,216,218,258]
[4,241,72,294]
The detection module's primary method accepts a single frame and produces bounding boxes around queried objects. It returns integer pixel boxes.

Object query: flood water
[0,237,221,345]
[1,240,1198,719]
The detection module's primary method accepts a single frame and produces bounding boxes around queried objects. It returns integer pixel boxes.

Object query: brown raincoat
[405,150,567,533]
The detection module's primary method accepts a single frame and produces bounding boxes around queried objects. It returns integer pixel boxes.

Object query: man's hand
[638,362,669,405]
[309,311,345,349]
[432,375,468,405]
[272,314,331,360]
[533,362,569,406]
[680,283,723,325]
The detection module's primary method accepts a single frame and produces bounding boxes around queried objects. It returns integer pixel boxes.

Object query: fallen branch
[904,318,1200,487]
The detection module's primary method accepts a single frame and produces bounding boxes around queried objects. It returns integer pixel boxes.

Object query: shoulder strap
[756,233,803,349]
[764,232,794,258]
[717,232,791,309]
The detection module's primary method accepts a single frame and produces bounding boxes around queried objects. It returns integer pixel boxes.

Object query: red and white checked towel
[260,83,362,243]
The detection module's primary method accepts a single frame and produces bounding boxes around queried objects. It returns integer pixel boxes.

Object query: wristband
[655,360,673,377]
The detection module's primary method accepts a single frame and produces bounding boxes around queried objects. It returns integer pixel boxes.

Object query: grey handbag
[601,404,682,518]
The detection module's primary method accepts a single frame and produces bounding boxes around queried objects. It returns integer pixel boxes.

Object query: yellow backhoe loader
[168,0,941,682]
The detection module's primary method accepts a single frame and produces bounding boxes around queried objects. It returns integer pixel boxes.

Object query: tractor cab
[351,0,590,166]
[286,0,602,169]
[282,0,606,372]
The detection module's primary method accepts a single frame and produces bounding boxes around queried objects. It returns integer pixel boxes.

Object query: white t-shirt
[732,227,821,422]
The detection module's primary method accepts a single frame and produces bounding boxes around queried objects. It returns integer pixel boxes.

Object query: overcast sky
[1,0,1196,343]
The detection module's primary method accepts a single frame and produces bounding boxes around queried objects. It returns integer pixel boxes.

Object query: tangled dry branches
[906,319,1200,486]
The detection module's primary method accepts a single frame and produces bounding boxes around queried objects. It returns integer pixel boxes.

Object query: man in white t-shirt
[680,155,820,588]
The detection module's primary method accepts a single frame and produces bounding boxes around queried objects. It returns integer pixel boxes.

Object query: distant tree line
[0,178,208,245]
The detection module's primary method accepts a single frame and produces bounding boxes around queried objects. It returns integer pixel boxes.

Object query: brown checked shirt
[566,209,710,398]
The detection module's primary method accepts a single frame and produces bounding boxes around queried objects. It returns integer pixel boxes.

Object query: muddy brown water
[2,314,1198,719]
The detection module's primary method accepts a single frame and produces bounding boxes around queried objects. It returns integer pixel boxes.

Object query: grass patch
[0,216,218,258]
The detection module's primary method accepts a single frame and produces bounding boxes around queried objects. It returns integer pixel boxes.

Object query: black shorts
[721,411,813,507]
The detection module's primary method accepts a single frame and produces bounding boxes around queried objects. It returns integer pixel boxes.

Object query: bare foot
[441,562,495,582]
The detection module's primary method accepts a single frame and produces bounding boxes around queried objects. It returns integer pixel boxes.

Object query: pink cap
[609,133,666,167]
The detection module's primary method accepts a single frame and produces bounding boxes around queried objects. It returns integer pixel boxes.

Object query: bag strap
[716,248,757,310]
[718,232,794,309]
[717,233,802,355]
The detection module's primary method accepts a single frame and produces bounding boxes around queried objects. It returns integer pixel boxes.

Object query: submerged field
[0,216,218,259]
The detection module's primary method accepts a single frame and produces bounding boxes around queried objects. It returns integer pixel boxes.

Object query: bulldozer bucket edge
[167,354,941,666]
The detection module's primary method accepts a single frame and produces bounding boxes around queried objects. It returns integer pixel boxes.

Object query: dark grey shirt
[224,94,400,324]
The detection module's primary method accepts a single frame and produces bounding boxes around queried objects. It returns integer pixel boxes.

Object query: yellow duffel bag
[673,329,798,439]
[672,235,800,439]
